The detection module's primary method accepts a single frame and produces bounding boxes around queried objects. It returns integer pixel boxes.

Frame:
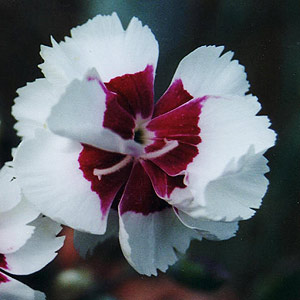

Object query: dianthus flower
[13,13,276,275]
[0,162,64,299]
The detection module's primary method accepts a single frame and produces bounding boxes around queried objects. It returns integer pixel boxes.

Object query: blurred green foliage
[168,257,225,291]
[253,269,300,300]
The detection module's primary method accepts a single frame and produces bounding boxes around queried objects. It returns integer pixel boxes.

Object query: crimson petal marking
[144,139,166,153]
[153,79,193,117]
[86,73,136,140]
[105,65,154,119]
[79,145,133,217]
[0,256,9,283]
[149,142,198,176]
[0,273,9,284]
[0,255,8,272]
[145,98,202,176]
[147,97,204,141]
[119,162,169,215]
[79,144,127,169]
[143,140,198,176]
[141,160,186,200]
[103,90,136,140]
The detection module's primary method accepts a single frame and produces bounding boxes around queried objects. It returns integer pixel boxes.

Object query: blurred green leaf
[168,257,226,291]
[254,269,300,300]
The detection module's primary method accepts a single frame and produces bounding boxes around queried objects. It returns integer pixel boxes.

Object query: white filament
[140,140,179,160]
[93,155,133,180]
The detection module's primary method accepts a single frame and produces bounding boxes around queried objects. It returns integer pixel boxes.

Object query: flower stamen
[140,140,179,160]
[93,155,133,180]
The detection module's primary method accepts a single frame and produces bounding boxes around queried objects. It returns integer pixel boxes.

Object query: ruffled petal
[12,79,61,139]
[3,216,64,275]
[175,209,239,241]
[0,273,45,300]
[73,210,118,258]
[14,130,111,234]
[178,94,276,219]
[171,45,249,98]
[40,13,158,86]
[196,148,271,221]
[188,147,272,221]
[119,208,201,276]
[194,94,275,173]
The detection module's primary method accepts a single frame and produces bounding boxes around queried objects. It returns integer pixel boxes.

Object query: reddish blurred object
[114,276,239,300]
[57,227,81,268]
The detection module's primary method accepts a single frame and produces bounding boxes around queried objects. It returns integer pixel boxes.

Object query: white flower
[12,13,276,276]
[0,162,64,299]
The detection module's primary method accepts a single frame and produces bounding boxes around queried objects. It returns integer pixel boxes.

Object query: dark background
[0,1,299,299]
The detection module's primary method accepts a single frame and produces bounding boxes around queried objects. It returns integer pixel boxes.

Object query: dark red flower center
[78,65,204,222]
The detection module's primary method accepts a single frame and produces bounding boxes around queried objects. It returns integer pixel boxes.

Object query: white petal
[0,162,21,212]
[12,79,61,139]
[47,73,142,155]
[14,130,108,234]
[166,186,195,212]
[194,95,276,176]
[74,210,118,258]
[40,13,158,86]
[0,225,34,254]
[4,216,64,275]
[175,209,239,241]
[0,199,40,257]
[0,273,45,300]
[0,199,39,230]
[182,95,275,218]
[188,147,272,221]
[119,208,201,276]
[172,46,249,98]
